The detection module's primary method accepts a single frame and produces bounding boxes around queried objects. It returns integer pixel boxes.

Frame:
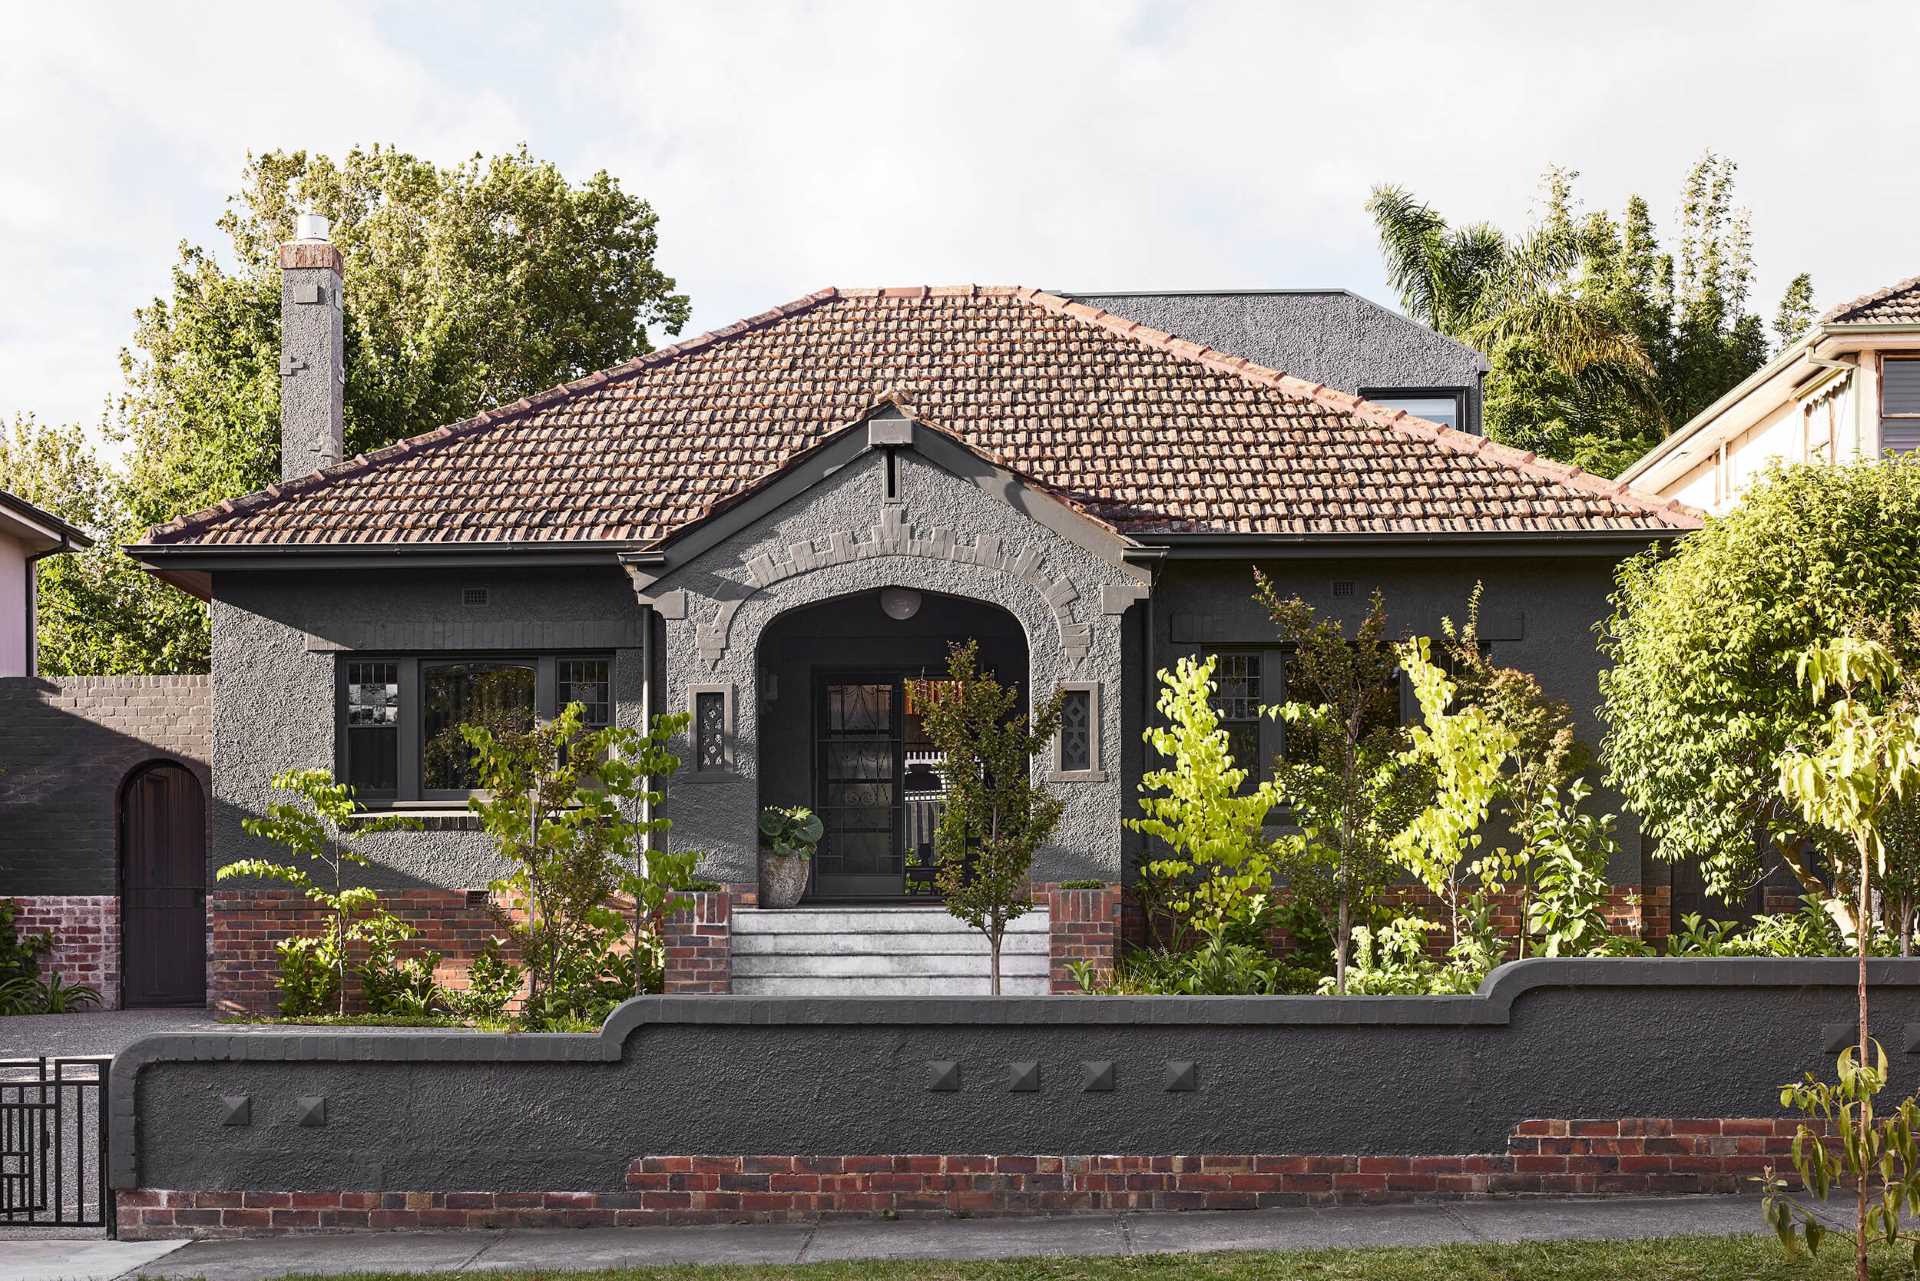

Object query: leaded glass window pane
[422,662,536,791]
[1059,688,1092,772]
[345,661,398,795]
[558,659,611,728]
[1210,652,1265,783]
[695,691,727,771]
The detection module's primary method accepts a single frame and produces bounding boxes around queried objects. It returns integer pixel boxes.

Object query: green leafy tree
[222,769,419,1016]
[462,704,697,1021]
[0,415,206,674]
[1392,637,1518,942]
[1774,271,1818,355]
[1255,580,1431,993]
[1601,461,1920,936]
[909,641,1065,996]
[1370,153,1809,476]
[1128,655,1289,945]
[1765,633,1920,1281]
[101,144,688,666]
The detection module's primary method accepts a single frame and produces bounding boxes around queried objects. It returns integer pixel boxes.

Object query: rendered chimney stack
[278,214,345,480]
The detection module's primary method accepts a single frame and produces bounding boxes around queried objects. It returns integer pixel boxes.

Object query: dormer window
[1362,388,1468,432]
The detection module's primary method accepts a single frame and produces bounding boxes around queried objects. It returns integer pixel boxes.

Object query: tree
[1255,580,1432,992]
[1773,272,1817,356]
[0,415,206,674]
[1128,655,1289,946]
[1368,153,1810,477]
[1600,460,1920,935]
[909,641,1064,995]
[1766,633,1920,1281]
[98,144,689,667]
[221,769,418,1015]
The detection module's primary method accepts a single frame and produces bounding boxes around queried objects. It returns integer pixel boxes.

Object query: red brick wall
[661,884,754,994]
[208,889,524,1016]
[5,895,120,1009]
[1033,883,1123,993]
[116,1115,1824,1237]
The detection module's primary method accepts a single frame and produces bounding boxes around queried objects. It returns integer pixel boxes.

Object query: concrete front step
[733,907,1048,935]
[728,905,1054,997]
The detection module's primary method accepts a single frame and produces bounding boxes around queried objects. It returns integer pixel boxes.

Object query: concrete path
[0,1195,1772,1281]
[0,1009,223,1061]
[1,1240,187,1281]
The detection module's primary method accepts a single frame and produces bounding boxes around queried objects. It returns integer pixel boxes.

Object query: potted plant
[758,805,823,908]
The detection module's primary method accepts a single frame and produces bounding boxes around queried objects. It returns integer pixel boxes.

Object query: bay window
[335,654,612,805]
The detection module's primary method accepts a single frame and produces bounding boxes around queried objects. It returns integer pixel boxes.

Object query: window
[1210,652,1268,782]
[335,654,612,805]
[1053,683,1102,779]
[687,683,735,774]
[1882,358,1920,454]
[343,662,399,796]
[1361,388,1467,432]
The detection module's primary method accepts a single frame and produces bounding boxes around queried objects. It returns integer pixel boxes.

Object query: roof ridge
[1821,273,1920,324]
[140,288,847,545]
[1014,288,1702,529]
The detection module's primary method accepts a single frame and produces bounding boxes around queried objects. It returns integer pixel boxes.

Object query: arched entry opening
[119,761,207,1007]
[757,587,1028,900]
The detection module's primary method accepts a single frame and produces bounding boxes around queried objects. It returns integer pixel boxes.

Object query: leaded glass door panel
[812,677,905,898]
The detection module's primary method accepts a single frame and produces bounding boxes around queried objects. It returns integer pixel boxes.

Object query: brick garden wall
[1033,882,1123,993]
[115,1115,1820,1236]
[5,895,120,1008]
[661,884,755,994]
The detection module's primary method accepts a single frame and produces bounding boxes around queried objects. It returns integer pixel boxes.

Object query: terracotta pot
[760,850,811,908]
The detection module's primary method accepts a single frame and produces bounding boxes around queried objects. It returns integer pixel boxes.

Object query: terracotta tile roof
[1822,274,1920,325]
[140,287,1699,548]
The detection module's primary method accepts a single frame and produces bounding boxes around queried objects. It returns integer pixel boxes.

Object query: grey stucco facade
[1071,290,1489,433]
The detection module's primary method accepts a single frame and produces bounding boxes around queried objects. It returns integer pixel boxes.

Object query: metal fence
[1,1057,112,1231]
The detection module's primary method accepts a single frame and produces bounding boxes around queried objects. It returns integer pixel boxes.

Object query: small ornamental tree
[910,641,1064,995]
[1256,581,1433,993]
[1602,459,1920,933]
[222,769,419,1016]
[1764,633,1920,1281]
[1128,655,1289,945]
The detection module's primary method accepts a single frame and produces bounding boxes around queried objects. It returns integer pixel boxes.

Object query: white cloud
[1,0,1915,445]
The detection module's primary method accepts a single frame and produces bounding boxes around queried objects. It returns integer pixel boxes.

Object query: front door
[120,763,207,1007]
[813,677,907,899]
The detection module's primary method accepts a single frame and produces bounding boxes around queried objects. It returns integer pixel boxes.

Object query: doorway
[119,762,207,1007]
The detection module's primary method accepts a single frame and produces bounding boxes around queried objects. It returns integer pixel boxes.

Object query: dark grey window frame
[333,652,613,808]
[1359,386,1471,433]
[1881,357,1920,455]
[1200,648,1285,786]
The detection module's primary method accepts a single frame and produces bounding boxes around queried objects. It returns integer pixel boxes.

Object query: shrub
[445,939,523,1022]
[273,935,340,1017]
[360,916,443,1018]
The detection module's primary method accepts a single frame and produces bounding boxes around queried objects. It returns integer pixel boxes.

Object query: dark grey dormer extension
[1068,290,1489,434]
[279,214,346,481]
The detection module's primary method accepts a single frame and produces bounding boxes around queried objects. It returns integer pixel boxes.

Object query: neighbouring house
[1619,272,1920,511]
[0,487,90,678]
[109,221,1699,1007]
[0,491,211,1010]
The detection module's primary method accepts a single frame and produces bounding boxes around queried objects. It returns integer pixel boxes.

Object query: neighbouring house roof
[0,488,92,555]
[135,286,1697,552]
[1822,275,1920,326]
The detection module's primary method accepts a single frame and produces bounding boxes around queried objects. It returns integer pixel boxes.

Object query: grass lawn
[267,1234,1908,1281]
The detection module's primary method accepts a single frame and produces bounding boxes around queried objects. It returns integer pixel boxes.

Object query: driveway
[0,1008,223,1062]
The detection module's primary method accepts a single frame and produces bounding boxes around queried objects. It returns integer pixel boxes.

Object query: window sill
[1046,769,1108,784]
[679,769,742,785]
[347,806,482,832]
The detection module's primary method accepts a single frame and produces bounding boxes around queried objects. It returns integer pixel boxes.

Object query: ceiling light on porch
[880,587,922,621]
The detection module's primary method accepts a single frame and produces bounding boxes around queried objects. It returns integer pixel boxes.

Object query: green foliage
[1601,461,1920,931]
[1316,912,1502,997]
[30,973,102,1014]
[909,641,1064,995]
[1524,782,1620,958]
[463,704,697,1025]
[272,935,340,1018]
[759,806,824,860]
[444,939,524,1023]
[0,899,52,996]
[1256,581,1431,993]
[1072,936,1284,997]
[1370,155,1806,477]
[1128,654,1287,945]
[225,768,419,1016]
[1392,636,1518,936]
[359,916,443,1018]
[0,415,206,674]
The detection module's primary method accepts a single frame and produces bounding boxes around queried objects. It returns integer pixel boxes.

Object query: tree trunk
[1780,841,1858,938]
[989,932,1002,997]
[1335,893,1350,994]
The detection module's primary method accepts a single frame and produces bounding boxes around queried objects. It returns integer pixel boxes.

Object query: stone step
[730,973,1051,997]
[733,908,1049,935]
[730,931,1047,957]
[732,951,1050,979]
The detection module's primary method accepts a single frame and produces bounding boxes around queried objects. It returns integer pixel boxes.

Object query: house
[120,221,1698,1005]
[1619,273,1920,510]
[0,487,90,677]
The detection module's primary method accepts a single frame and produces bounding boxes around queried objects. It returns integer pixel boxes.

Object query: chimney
[278,213,345,480]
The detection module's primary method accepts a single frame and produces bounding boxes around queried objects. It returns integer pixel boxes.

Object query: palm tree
[1367,185,1652,388]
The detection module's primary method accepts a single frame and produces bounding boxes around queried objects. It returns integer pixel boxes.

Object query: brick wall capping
[109,956,1920,1189]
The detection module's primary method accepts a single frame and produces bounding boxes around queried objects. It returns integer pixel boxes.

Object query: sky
[2,0,1916,446]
